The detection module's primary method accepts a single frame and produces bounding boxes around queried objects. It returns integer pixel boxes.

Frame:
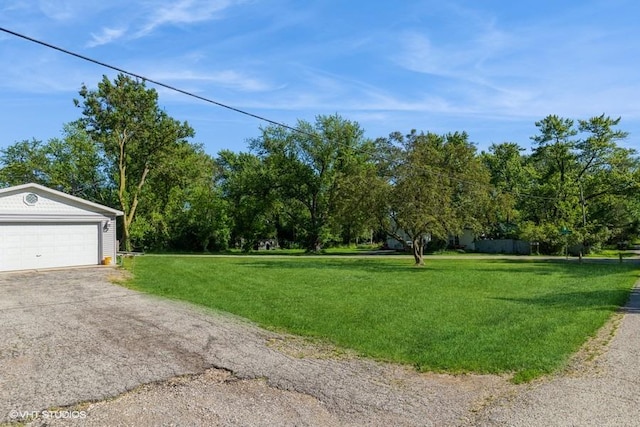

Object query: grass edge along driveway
[124,256,639,383]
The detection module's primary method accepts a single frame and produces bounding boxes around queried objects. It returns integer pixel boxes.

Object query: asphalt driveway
[2,267,639,426]
[0,268,220,417]
[0,268,510,426]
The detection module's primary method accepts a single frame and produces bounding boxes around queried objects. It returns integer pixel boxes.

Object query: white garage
[0,183,123,272]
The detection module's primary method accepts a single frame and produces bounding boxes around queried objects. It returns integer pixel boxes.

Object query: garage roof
[0,183,124,216]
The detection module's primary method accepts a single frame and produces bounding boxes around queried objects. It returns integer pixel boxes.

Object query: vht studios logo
[8,409,87,420]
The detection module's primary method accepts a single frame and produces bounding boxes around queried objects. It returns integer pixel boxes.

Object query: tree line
[2,74,639,264]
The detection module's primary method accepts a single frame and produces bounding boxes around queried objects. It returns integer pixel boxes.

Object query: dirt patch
[265,334,359,360]
[561,311,623,378]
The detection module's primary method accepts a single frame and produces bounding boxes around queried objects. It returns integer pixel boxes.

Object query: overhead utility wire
[0,27,559,202]
[0,26,313,137]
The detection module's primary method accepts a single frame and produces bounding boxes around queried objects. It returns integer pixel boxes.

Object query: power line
[0,26,313,137]
[0,27,572,203]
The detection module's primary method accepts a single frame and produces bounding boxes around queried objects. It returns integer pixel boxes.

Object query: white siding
[0,191,99,216]
[0,223,99,271]
[101,217,118,261]
[0,184,123,271]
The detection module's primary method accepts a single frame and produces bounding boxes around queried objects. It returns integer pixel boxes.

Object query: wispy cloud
[396,25,512,85]
[87,27,127,47]
[388,1,639,124]
[136,0,239,37]
[234,68,460,116]
[37,0,77,21]
[151,69,276,92]
[37,0,108,22]
[0,52,93,94]
[1,0,638,153]
[79,0,245,47]
[1,1,28,14]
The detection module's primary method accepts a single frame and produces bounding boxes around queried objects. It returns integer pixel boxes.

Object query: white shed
[0,183,124,272]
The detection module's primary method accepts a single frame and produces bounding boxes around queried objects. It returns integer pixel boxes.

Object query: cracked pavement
[1,267,639,426]
[0,268,510,426]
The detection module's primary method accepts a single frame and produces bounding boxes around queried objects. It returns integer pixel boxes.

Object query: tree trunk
[119,163,150,252]
[122,220,131,252]
[304,230,322,253]
[412,237,424,266]
[118,135,131,251]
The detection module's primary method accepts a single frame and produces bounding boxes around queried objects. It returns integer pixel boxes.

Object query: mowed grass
[125,256,638,382]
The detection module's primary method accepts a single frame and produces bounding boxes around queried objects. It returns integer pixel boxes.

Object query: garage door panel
[0,223,99,271]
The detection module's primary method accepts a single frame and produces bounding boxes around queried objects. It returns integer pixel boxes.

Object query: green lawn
[125,256,638,382]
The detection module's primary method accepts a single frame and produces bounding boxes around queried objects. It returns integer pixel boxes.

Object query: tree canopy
[383,131,491,264]
[1,78,638,261]
[74,74,195,251]
[248,114,378,252]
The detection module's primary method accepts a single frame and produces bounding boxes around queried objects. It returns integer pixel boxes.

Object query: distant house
[386,232,431,250]
[255,239,278,251]
[448,228,475,250]
[0,183,123,272]
[387,228,476,251]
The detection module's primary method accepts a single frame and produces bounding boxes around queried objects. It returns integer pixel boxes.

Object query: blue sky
[1,0,639,156]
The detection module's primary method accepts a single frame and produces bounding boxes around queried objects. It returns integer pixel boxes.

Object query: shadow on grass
[493,288,632,311]
[236,257,639,279]
[473,258,640,277]
[240,262,439,276]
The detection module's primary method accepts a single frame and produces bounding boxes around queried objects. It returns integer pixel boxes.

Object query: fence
[474,239,531,255]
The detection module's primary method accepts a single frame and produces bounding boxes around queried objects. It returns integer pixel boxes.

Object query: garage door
[0,223,99,272]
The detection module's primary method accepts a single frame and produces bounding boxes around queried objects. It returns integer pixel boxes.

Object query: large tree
[249,114,374,251]
[330,158,388,245]
[480,142,534,238]
[524,114,637,252]
[385,131,491,265]
[75,74,194,251]
[131,142,230,252]
[216,150,279,250]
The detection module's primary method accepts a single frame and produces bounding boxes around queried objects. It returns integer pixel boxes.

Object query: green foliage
[216,150,279,250]
[329,149,388,245]
[0,139,48,186]
[384,130,491,264]
[0,123,112,204]
[127,256,638,381]
[132,142,231,252]
[1,74,229,254]
[519,221,565,253]
[480,142,532,238]
[165,184,231,252]
[4,80,639,259]
[248,114,378,252]
[75,74,195,251]
[43,123,113,204]
[482,114,639,252]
